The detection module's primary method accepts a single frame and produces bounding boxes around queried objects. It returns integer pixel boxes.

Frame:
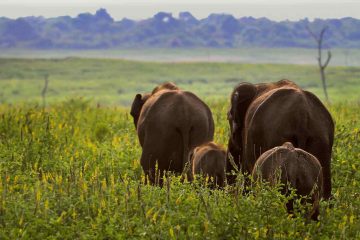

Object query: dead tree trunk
[307,26,331,103]
[42,74,49,108]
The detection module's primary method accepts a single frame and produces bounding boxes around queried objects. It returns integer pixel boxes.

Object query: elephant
[252,142,323,220]
[189,142,226,187]
[227,79,334,199]
[130,82,215,184]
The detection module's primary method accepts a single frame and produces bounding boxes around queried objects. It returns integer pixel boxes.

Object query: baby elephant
[189,142,226,188]
[252,142,323,220]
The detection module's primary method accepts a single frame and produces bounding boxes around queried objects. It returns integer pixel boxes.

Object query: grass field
[0,100,359,239]
[0,57,359,238]
[0,58,359,106]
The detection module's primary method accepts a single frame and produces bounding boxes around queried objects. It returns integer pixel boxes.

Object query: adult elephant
[131,82,214,184]
[227,79,334,199]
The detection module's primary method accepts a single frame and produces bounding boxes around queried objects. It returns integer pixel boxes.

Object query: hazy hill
[0,8,360,49]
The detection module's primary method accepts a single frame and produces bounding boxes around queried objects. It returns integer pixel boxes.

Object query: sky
[0,0,359,21]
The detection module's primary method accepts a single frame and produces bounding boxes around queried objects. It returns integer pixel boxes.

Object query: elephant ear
[229,83,257,124]
[130,94,144,128]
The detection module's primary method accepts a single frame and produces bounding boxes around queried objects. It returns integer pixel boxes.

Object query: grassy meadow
[0,58,359,106]
[0,56,359,239]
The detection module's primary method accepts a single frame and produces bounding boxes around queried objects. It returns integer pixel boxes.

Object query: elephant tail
[179,126,192,179]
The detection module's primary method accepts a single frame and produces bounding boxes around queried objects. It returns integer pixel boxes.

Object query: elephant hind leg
[216,173,225,188]
[140,150,158,185]
[306,138,332,200]
[319,159,331,200]
[286,199,294,216]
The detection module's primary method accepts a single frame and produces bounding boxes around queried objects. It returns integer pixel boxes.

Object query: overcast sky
[0,0,359,21]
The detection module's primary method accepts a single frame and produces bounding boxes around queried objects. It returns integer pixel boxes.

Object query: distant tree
[307,26,332,103]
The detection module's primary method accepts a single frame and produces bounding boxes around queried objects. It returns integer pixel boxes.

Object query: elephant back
[136,88,215,180]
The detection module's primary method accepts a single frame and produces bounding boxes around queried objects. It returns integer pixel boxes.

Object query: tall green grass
[0,99,359,239]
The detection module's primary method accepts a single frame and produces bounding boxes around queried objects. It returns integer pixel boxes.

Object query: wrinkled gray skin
[252,142,323,220]
[227,79,334,199]
[130,82,215,185]
[189,142,226,188]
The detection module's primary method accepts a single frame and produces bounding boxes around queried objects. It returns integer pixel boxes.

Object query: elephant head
[152,82,179,94]
[130,93,150,128]
[228,82,257,152]
[130,82,179,129]
[227,79,295,154]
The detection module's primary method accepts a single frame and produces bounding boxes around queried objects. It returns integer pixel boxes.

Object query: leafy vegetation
[0,98,359,239]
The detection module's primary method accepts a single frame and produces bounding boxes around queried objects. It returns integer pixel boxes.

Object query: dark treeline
[1,9,360,49]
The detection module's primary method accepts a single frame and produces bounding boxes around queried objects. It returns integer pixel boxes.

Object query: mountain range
[1,8,360,49]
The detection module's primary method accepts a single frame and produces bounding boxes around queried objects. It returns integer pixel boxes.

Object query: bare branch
[323,50,332,69]
[319,27,328,41]
[306,25,319,42]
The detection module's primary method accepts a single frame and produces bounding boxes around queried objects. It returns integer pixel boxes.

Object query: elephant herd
[130,80,334,220]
